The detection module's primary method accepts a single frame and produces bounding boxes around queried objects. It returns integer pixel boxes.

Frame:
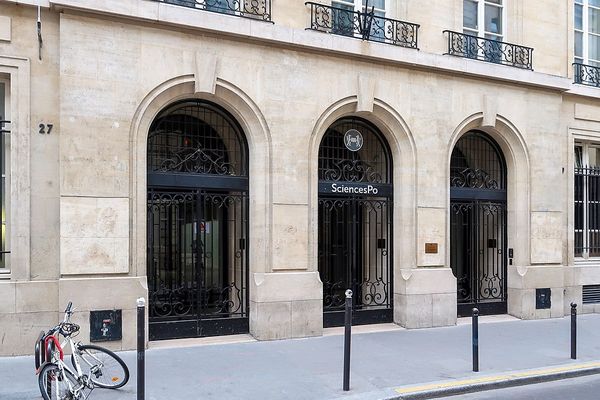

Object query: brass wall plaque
[425,243,438,254]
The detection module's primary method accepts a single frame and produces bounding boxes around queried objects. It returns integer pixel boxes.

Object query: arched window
[318,118,391,184]
[148,100,247,179]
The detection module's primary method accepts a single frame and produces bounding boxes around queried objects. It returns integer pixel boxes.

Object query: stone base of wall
[508,265,580,320]
[250,271,322,340]
[0,276,147,356]
[394,267,457,329]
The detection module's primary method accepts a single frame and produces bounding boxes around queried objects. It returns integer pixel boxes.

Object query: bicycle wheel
[72,344,129,389]
[38,363,78,400]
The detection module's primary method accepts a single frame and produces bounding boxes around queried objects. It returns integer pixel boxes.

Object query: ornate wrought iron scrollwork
[322,159,383,183]
[323,280,347,310]
[574,63,600,87]
[201,283,243,315]
[450,168,499,190]
[154,140,236,175]
[155,0,272,22]
[456,274,471,301]
[444,30,533,70]
[305,2,419,49]
[361,277,388,307]
[480,275,503,300]
[150,283,196,318]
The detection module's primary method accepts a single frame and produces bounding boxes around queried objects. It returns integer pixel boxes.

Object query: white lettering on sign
[330,183,379,195]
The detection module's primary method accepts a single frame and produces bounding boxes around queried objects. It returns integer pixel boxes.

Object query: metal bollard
[343,289,353,391]
[137,298,146,400]
[571,302,577,360]
[472,308,479,372]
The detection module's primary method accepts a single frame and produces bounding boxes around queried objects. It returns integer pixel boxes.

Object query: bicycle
[35,302,130,400]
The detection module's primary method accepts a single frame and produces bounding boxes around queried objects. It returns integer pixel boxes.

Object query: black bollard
[343,289,353,391]
[571,302,577,360]
[472,308,479,372]
[137,298,146,400]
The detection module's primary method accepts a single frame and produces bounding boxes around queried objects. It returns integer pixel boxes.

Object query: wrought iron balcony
[305,2,419,49]
[444,30,533,70]
[574,63,600,88]
[153,0,272,22]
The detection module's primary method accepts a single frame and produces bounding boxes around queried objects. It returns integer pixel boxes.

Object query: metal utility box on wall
[90,310,122,342]
[536,288,551,310]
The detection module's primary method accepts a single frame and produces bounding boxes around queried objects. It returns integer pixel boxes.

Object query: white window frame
[575,0,600,66]
[463,0,506,41]
[575,141,600,261]
[0,77,9,276]
[332,0,386,17]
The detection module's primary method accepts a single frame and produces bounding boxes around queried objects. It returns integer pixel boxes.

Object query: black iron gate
[450,131,507,317]
[146,99,249,340]
[318,117,393,327]
[319,196,392,326]
[147,190,248,340]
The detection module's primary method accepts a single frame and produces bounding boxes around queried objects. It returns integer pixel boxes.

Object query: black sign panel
[318,181,392,197]
[90,309,122,342]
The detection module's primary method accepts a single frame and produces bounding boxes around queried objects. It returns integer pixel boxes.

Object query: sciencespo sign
[318,182,392,197]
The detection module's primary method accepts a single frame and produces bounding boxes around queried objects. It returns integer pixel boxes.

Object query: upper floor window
[0,79,9,273]
[331,0,386,38]
[332,0,385,16]
[463,0,504,40]
[575,0,600,66]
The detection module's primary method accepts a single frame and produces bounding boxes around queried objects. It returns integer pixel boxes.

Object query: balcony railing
[153,0,272,22]
[574,63,600,88]
[305,2,419,49]
[444,30,533,70]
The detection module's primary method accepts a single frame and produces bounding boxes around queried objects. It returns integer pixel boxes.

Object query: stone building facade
[0,0,599,355]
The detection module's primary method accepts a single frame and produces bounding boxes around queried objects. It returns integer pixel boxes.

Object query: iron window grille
[305,2,419,49]
[573,63,600,87]
[443,30,533,70]
[0,119,9,271]
[151,0,272,22]
[574,165,600,258]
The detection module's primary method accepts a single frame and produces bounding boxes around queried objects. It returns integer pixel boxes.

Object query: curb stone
[389,362,600,399]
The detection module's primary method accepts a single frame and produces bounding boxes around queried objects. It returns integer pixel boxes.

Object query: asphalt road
[438,374,600,400]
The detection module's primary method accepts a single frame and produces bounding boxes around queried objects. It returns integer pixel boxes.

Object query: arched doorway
[318,117,393,327]
[450,131,507,317]
[146,99,249,340]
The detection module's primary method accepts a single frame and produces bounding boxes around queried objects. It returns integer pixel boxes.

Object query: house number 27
[39,123,53,134]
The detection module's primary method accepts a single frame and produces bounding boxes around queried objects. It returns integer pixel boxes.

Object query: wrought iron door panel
[451,201,506,316]
[147,190,248,340]
[318,196,392,326]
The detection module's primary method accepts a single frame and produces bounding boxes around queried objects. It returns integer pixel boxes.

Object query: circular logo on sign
[344,129,363,152]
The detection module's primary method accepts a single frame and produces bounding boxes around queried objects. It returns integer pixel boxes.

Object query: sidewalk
[2,314,600,400]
